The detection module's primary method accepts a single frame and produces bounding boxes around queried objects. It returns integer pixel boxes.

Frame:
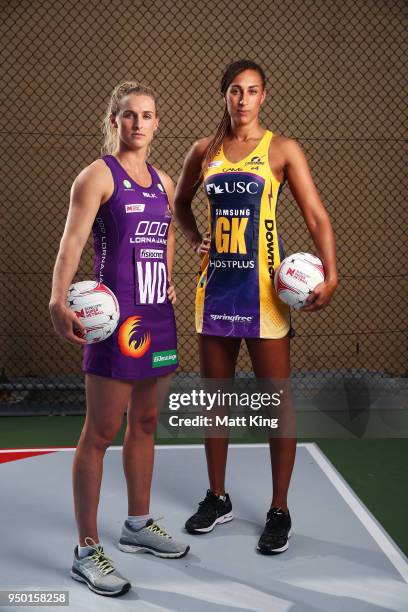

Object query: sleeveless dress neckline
[221,129,271,165]
[107,154,154,189]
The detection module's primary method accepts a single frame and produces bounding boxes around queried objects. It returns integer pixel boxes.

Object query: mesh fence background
[0,0,406,410]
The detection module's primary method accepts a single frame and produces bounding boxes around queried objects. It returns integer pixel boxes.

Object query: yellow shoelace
[84,536,115,575]
[146,517,171,539]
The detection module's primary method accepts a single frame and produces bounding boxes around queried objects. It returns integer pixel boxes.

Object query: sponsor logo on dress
[157,183,164,192]
[215,208,251,217]
[142,192,157,198]
[95,217,107,283]
[209,160,223,168]
[140,249,163,259]
[125,203,145,213]
[123,179,135,191]
[118,316,151,358]
[129,220,169,245]
[206,181,259,195]
[265,219,275,278]
[245,155,265,166]
[209,259,255,269]
[209,313,253,322]
[152,349,178,368]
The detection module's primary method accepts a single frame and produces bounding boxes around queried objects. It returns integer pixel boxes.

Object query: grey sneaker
[71,537,131,597]
[118,518,190,558]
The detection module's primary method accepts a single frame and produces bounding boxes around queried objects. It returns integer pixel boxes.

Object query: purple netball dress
[82,155,178,380]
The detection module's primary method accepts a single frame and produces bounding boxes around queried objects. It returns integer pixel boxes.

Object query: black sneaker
[257,507,292,554]
[185,489,233,534]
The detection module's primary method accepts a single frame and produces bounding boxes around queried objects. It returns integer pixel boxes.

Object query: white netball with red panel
[274,253,325,309]
[66,281,120,344]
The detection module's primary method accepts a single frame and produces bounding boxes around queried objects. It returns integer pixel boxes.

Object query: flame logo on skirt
[118,316,151,358]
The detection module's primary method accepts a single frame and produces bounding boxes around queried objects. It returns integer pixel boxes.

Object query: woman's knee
[131,408,158,435]
[81,425,121,451]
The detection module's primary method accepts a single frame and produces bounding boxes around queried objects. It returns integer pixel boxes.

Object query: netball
[274,252,325,308]
[66,281,120,344]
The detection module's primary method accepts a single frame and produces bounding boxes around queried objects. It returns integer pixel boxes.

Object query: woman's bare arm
[49,160,111,342]
[283,138,338,310]
[174,137,212,253]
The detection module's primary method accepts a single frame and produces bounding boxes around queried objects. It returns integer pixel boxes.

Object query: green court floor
[0,416,407,556]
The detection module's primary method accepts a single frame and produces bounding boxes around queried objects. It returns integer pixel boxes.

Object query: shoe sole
[256,528,292,555]
[118,543,190,559]
[70,568,131,597]
[185,511,234,534]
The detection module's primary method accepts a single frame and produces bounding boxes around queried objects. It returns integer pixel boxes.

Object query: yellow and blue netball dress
[196,130,291,338]
[82,155,178,379]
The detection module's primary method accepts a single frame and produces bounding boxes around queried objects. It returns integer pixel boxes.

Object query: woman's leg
[123,375,172,515]
[246,336,296,512]
[199,335,241,495]
[120,374,189,558]
[72,373,133,545]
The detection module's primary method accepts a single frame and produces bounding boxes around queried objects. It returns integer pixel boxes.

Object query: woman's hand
[299,279,337,312]
[49,302,87,345]
[193,231,211,256]
[167,283,177,305]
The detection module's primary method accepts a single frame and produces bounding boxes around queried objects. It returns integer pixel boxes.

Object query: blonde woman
[50,82,188,597]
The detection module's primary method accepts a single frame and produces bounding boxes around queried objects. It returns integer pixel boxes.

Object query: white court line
[0,447,75,453]
[0,442,307,453]
[306,442,408,583]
